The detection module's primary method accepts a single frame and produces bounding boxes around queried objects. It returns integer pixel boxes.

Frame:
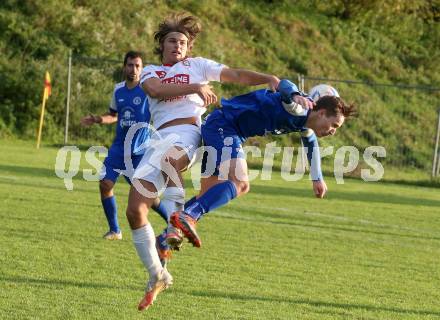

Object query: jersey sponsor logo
[182,59,190,66]
[161,74,190,102]
[162,74,190,84]
[120,107,137,128]
[156,71,166,78]
[133,96,142,105]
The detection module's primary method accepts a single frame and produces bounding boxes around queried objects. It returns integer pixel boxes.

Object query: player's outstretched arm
[142,77,217,107]
[220,68,280,91]
[80,112,117,126]
[300,129,327,198]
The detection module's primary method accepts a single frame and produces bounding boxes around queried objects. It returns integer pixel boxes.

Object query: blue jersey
[221,89,309,138]
[109,81,150,155]
[219,89,322,180]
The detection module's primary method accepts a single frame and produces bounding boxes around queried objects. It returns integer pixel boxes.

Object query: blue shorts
[100,145,143,184]
[201,109,245,176]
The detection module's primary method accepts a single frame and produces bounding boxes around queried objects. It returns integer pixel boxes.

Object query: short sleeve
[109,90,117,113]
[140,65,158,85]
[196,57,226,82]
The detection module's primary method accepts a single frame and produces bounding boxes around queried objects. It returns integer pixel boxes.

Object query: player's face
[161,32,189,65]
[314,110,345,137]
[124,57,143,82]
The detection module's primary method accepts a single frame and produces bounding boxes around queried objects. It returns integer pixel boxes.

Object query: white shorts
[133,124,201,192]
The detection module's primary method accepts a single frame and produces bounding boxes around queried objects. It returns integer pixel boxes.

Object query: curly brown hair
[153,13,202,60]
[315,95,357,118]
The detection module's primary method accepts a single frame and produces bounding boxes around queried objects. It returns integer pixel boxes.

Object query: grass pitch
[1,140,439,319]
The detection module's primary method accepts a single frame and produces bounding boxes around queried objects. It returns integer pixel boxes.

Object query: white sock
[161,187,185,217]
[132,224,162,278]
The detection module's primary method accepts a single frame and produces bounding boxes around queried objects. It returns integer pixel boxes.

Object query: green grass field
[1,139,440,319]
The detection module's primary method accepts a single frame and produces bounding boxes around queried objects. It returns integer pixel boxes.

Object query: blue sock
[152,201,169,223]
[185,181,237,221]
[156,228,169,250]
[184,196,197,210]
[102,196,120,233]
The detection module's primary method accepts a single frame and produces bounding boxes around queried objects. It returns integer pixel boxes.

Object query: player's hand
[268,75,280,92]
[293,95,315,110]
[312,180,327,198]
[80,114,96,126]
[197,84,218,107]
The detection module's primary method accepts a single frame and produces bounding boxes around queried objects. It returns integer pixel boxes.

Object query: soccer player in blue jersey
[81,51,168,240]
[166,80,356,248]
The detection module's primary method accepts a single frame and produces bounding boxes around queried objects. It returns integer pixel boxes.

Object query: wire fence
[299,75,440,177]
[62,52,440,177]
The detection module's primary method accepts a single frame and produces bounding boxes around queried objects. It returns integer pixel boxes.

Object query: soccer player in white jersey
[126,13,279,311]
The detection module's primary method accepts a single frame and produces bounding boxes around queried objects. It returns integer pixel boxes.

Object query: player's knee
[126,202,146,226]
[99,179,114,196]
[235,180,250,196]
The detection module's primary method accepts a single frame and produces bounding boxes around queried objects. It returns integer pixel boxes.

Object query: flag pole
[37,71,51,149]
[36,88,47,149]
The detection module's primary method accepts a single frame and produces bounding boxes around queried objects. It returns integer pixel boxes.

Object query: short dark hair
[153,13,201,59]
[314,95,357,118]
[123,51,143,66]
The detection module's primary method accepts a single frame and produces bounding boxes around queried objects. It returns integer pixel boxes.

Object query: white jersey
[140,57,226,129]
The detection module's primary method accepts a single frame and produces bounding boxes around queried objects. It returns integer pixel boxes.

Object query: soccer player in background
[167,81,356,249]
[126,13,280,311]
[80,51,168,240]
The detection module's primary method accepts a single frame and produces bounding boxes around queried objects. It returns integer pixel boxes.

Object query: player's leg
[122,153,170,266]
[158,124,201,217]
[99,153,123,240]
[126,179,172,311]
[156,125,201,251]
[168,112,246,247]
[151,197,169,223]
[170,157,249,244]
[159,146,188,215]
[130,154,169,223]
[155,145,190,257]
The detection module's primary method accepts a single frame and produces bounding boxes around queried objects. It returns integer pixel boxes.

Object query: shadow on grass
[211,212,440,241]
[0,164,57,178]
[186,289,440,317]
[250,184,440,208]
[0,166,104,196]
[0,179,95,195]
[0,164,126,191]
[3,276,439,317]
[0,274,141,291]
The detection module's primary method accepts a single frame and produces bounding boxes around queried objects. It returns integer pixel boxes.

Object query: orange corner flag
[44,71,52,100]
[37,71,51,149]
